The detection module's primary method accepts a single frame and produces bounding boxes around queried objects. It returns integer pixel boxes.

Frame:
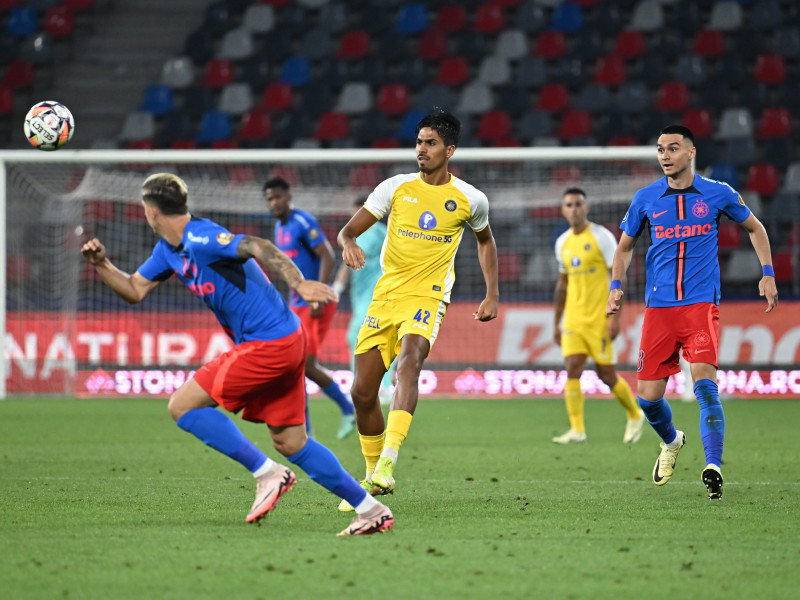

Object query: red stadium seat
[170,139,198,149]
[1,60,34,89]
[201,59,234,88]
[259,82,292,111]
[212,139,239,149]
[552,165,582,184]
[417,29,448,61]
[692,30,725,58]
[7,255,30,282]
[489,135,521,147]
[348,163,382,188]
[128,139,156,150]
[376,83,409,115]
[435,4,467,32]
[337,30,370,59]
[772,252,794,282]
[473,3,505,34]
[372,138,402,148]
[43,6,74,39]
[537,83,569,111]
[656,81,689,111]
[314,112,349,140]
[124,204,147,221]
[556,109,592,139]
[229,167,256,187]
[718,222,742,248]
[0,86,12,115]
[757,107,792,138]
[64,0,94,10]
[84,200,116,221]
[497,251,522,283]
[492,0,521,7]
[682,108,713,138]
[614,31,646,58]
[534,31,565,59]
[744,164,780,195]
[475,110,512,141]
[238,109,272,141]
[435,56,470,85]
[608,136,637,146]
[593,54,626,85]
[754,54,786,85]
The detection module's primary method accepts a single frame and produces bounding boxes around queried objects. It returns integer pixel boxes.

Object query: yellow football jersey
[363,172,489,303]
[554,222,618,329]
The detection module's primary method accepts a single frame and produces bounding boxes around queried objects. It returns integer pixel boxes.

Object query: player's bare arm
[553,272,568,345]
[606,232,636,316]
[80,237,158,304]
[337,207,378,271]
[238,235,337,304]
[474,225,499,321]
[739,212,778,312]
[310,240,336,316]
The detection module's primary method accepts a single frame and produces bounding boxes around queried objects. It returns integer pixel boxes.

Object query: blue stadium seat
[549,1,583,32]
[6,6,39,38]
[280,56,312,87]
[197,110,232,143]
[395,3,428,35]
[395,110,427,141]
[141,84,174,116]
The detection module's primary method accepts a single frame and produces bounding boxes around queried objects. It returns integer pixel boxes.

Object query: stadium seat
[279,3,311,36]
[161,56,195,89]
[0,85,12,116]
[556,109,592,140]
[549,1,583,32]
[495,84,529,117]
[614,30,646,58]
[279,56,312,87]
[156,111,195,147]
[337,30,370,59]
[628,0,664,31]
[6,6,38,37]
[757,107,792,138]
[717,222,742,249]
[1,60,34,88]
[514,57,548,88]
[396,109,427,141]
[120,111,156,142]
[63,0,94,11]
[260,82,293,112]
[298,81,333,118]
[716,107,754,140]
[774,27,800,59]
[350,57,384,87]
[203,2,233,35]
[692,29,725,58]
[298,28,332,61]
[19,32,53,65]
[201,59,234,88]
[473,3,505,34]
[575,31,604,61]
[183,85,215,117]
[655,81,689,111]
[754,54,786,85]
[237,108,272,142]
[395,3,428,35]
[614,81,649,114]
[218,28,255,61]
[771,252,794,282]
[417,28,448,61]
[708,163,740,190]
[517,1,547,33]
[435,56,470,86]
[453,30,488,63]
[242,3,275,33]
[537,84,568,112]
[674,56,707,86]
[744,164,780,196]
[593,55,626,86]
[376,83,409,115]
[42,5,74,38]
[594,3,622,34]
[375,33,408,63]
[497,251,523,283]
[477,56,511,86]
[141,84,174,116]
[317,3,349,34]
[416,85,453,112]
[435,4,467,32]
[334,82,372,114]
[534,31,565,59]
[749,0,782,31]
[197,110,233,144]
[719,137,758,167]
[572,84,611,113]
[762,137,794,170]
[456,82,493,115]
[475,110,512,141]
[682,109,713,139]
[314,112,349,140]
[128,139,156,150]
[495,29,528,59]
[348,163,383,189]
[707,1,742,31]
[219,83,254,116]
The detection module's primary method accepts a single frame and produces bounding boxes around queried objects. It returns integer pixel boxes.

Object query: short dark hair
[415,109,462,147]
[141,173,189,215]
[262,176,290,193]
[659,124,695,146]
[562,187,586,199]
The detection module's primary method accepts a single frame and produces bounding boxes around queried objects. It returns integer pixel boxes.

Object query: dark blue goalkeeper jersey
[137,217,299,343]
[620,175,751,307]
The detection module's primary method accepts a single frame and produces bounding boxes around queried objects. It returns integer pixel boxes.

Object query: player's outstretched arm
[238,235,337,304]
[740,213,778,312]
[474,225,499,321]
[338,207,378,271]
[80,238,158,304]
[606,233,636,316]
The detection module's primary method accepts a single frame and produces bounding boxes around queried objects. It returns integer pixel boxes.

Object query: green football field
[1,396,797,600]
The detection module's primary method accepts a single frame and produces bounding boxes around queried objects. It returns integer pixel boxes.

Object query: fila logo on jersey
[403,196,418,203]
[419,211,437,230]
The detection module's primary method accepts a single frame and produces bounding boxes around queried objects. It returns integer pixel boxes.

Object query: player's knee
[350,383,378,410]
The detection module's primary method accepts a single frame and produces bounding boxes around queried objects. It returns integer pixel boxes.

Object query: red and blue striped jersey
[137,217,300,343]
[274,209,327,308]
[620,175,751,307]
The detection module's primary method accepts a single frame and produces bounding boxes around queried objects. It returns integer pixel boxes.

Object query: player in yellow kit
[336,110,499,508]
[552,188,645,444]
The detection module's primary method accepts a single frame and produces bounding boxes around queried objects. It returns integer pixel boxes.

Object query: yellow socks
[611,378,641,420]
[381,410,413,461]
[565,378,585,433]
[359,433,384,478]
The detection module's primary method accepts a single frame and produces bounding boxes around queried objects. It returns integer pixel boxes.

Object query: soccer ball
[24,100,75,151]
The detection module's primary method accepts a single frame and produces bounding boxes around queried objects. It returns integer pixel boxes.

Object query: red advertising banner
[6,301,800,396]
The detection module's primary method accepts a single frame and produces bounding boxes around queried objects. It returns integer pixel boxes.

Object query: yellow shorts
[355,295,448,369]
[560,325,615,366]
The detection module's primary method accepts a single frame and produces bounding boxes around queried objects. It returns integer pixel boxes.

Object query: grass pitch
[1,396,798,600]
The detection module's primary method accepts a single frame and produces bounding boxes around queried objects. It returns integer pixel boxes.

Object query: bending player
[81,173,392,535]
[607,125,778,500]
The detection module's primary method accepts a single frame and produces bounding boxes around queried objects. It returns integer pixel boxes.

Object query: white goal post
[0,146,664,398]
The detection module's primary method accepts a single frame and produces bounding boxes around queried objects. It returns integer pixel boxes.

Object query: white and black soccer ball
[24,100,75,151]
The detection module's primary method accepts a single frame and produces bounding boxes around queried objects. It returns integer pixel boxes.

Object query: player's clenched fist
[81,238,107,266]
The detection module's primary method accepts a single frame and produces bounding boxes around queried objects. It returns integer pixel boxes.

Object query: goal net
[1,147,662,397]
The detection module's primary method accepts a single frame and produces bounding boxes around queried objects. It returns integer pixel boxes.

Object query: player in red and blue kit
[80,173,392,535]
[607,125,778,500]
[265,177,356,440]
